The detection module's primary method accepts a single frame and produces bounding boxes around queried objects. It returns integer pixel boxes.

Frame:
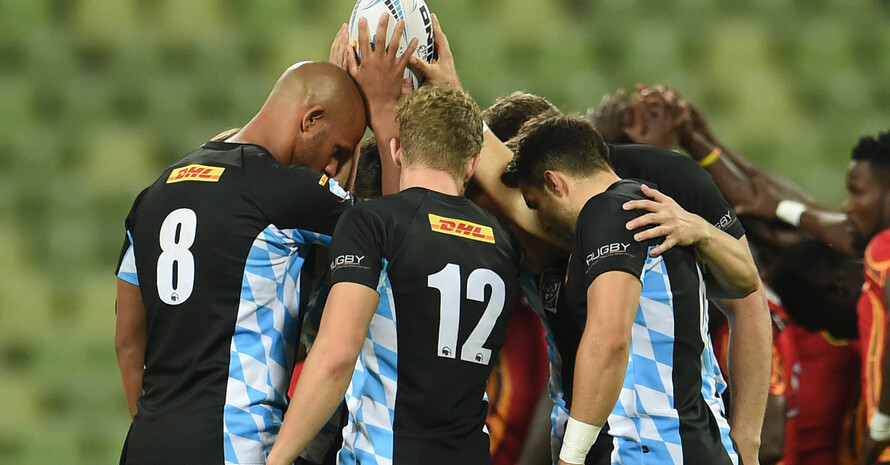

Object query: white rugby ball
[348,0,436,89]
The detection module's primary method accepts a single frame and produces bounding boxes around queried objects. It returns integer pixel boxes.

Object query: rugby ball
[348,0,436,89]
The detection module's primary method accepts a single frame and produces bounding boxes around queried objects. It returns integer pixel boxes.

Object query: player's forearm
[569,331,629,427]
[267,343,356,465]
[370,104,401,195]
[115,279,146,420]
[475,132,556,245]
[115,344,144,419]
[718,288,771,458]
[569,275,639,427]
[683,133,756,207]
[798,209,856,255]
[697,231,760,299]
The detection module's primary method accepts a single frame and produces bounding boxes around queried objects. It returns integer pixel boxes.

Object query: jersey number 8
[428,263,506,365]
[157,208,197,305]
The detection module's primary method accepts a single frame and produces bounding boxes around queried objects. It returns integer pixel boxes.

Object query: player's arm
[624,184,760,298]
[674,93,855,255]
[346,14,417,195]
[408,15,554,246]
[558,271,640,465]
[115,279,145,420]
[862,275,890,465]
[267,282,379,465]
[713,290,771,465]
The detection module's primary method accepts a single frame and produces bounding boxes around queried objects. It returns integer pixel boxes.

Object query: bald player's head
[230,61,367,181]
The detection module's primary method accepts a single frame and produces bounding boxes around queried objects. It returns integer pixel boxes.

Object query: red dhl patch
[318,174,329,186]
[428,214,495,244]
[167,164,225,184]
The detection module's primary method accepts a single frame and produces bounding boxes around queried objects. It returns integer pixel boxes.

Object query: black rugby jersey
[530,144,745,464]
[326,187,521,465]
[559,179,738,464]
[115,141,354,465]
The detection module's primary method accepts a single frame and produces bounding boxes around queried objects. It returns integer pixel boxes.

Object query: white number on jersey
[157,208,197,305]
[428,263,506,365]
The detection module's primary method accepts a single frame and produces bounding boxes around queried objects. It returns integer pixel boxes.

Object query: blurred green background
[1,0,888,462]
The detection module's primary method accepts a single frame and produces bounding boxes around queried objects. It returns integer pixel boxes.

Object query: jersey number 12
[428,263,505,365]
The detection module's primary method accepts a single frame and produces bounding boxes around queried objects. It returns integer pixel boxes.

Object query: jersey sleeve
[327,205,387,291]
[115,188,147,285]
[668,156,745,239]
[866,229,890,281]
[577,196,649,289]
[244,154,356,239]
[116,230,139,285]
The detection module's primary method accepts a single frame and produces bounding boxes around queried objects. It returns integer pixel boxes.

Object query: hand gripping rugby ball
[348,0,436,89]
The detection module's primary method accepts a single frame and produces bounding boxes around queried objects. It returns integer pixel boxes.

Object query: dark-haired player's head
[353,138,383,199]
[771,239,862,340]
[482,91,561,142]
[395,85,483,182]
[843,130,890,250]
[501,115,611,244]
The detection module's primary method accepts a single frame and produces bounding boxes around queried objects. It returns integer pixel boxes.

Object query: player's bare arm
[624,184,760,299]
[114,279,146,420]
[408,15,553,246]
[266,282,379,465]
[558,271,640,465]
[713,290,771,465]
[348,13,417,195]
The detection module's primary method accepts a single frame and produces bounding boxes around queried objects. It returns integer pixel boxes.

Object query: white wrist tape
[871,411,890,442]
[775,200,807,227]
[482,121,490,134]
[559,417,602,464]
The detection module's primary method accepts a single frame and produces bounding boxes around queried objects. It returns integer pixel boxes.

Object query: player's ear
[301,105,326,132]
[389,137,403,169]
[543,170,568,198]
[463,152,482,183]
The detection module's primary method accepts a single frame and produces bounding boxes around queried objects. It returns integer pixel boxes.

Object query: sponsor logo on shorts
[167,164,225,183]
[330,254,367,271]
[586,242,631,267]
[428,214,495,244]
[714,210,736,231]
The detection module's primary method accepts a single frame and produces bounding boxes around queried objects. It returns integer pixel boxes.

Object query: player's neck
[399,167,464,196]
[570,170,621,211]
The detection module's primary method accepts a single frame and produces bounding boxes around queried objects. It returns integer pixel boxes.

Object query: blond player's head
[396,86,483,180]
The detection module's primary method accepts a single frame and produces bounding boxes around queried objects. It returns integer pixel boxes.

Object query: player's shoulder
[611,143,705,179]
[866,229,890,270]
[582,179,647,215]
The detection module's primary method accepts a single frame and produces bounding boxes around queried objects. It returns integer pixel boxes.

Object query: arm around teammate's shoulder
[623,184,759,298]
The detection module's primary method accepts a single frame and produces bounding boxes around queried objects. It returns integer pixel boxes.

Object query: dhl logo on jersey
[167,164,225,184]
[428,214,495,244]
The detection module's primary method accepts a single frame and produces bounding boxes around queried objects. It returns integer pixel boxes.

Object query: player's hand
[557,459,581,465]
[329,23,351,71]
[732,175,781,220]
[350,14,418,130]
[623,184,710,257]
[623,88,681,150]
[409,14,461,89]
[587,88,629,144]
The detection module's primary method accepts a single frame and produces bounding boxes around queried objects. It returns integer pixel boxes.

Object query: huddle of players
[115,13,770,465]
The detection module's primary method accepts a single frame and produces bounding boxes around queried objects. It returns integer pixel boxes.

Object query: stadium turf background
[0,0,888,462]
